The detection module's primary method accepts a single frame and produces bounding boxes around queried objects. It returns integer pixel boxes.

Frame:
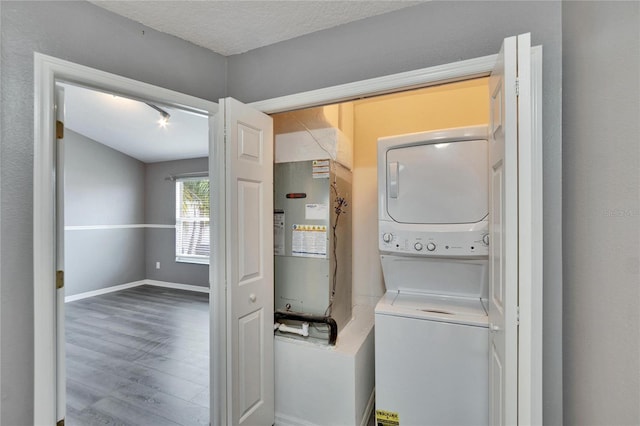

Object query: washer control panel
[379,224,489,257]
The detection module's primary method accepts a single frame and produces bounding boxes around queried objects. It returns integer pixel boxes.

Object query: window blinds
[175,178,210,263]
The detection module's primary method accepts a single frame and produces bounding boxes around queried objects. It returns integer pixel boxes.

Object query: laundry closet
[270,77,490,425]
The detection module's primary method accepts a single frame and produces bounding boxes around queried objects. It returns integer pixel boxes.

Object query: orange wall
[271,78,490,308]
[350,78,489,307]
[353,78,489,168]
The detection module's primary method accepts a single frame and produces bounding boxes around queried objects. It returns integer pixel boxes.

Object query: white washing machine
[375,126,490,425]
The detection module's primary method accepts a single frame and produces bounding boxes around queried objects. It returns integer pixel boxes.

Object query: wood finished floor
[65,285,209,426]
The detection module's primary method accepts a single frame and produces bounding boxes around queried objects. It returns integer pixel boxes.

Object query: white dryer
[375,126,489,426]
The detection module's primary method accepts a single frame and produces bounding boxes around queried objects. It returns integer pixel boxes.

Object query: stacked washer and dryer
[375,126,490,425]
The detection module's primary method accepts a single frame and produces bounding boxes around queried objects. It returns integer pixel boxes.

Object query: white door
[488,34,531,425]
[55,85,66,425]
[219,97,274,425]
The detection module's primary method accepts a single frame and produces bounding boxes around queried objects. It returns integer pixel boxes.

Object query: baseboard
[275,413,318,426]
[65,279,209,302]
[360,387,376,426]
[144,279,209,293]
[65,280,146,302]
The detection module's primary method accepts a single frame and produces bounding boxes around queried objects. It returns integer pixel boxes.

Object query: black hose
[274,310,338,345]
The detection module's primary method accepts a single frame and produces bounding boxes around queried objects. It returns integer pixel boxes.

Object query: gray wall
[227,2,564,424]
[13,2,640,425]
[64,130,146,296]
[65,130,145,226]
[562,2,640,425]
[64,132,208,296]
[145,157,209,287]
[0,1,226,423]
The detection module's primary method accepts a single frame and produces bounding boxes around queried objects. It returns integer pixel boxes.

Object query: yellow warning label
[375,409,399,426]
[292,224,326,232]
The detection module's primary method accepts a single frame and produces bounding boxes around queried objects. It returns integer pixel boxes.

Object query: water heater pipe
[275,322,310,337]
[274,310,338,345]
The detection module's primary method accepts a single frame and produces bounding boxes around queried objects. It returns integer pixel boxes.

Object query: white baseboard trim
[65,279,209,302]
[144,279,209,293]
[361,388,376,426]
[64,280,147,303]
[275,413,318,426]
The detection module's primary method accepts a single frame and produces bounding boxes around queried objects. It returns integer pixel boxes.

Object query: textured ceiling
[89,0,424,56]
[64,1,424,163]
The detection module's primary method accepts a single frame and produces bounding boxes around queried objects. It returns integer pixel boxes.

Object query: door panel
[220,97,274,426]
[488,35,523,426]
[490,341,504,426]
[238,180,262,282]
[490,163,504,316]
[238,308,264,421]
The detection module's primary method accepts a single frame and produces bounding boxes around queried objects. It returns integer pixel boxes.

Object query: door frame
[248,46,543,425]
[33,52,219,425]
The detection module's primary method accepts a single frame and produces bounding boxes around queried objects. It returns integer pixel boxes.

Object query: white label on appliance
[312,160,330,179]
[305,203,328,220]
[274,211,285,256]
[292,224,327,258]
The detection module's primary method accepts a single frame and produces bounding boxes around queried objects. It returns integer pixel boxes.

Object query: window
[176,178,210,264]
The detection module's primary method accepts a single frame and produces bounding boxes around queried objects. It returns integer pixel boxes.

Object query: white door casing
[517,35,544,425]
[488,34,531,425]
[33,53,218,425]
[220,97,275,425]
[55,85,66,424]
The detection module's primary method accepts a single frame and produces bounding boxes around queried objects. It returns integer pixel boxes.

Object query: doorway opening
[268,77,489,425]
[59,81,211,425]
[33,53,219,425]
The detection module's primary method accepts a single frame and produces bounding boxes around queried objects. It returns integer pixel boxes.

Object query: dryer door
[386,139,488,224]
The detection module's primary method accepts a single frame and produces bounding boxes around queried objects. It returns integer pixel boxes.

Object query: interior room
[1,2,638,426]
[60,82,211,425]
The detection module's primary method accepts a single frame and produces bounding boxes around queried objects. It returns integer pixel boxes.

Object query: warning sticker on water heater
[312,159,330,179]
[274,210,285,256]
[375,409,400,426]
[291,224,327,258]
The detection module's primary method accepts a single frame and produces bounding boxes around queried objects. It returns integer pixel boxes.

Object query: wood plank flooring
[65,285,209,426]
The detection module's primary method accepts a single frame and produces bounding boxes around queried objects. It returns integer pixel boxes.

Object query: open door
[488,33,531,425]
[216,97,275,425]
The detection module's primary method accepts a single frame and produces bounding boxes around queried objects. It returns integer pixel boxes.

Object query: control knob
[382,233,393,243]
[414,242,423,251]
[426,242,436,252]
[483,234,490,246]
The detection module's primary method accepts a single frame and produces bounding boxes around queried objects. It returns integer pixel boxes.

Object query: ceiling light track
[146,102,171,127]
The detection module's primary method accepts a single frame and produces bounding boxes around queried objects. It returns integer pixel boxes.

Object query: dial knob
[382,233,393,243]
[414,242,423,251]
[426,242,436,252]
[483,234,490,245]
